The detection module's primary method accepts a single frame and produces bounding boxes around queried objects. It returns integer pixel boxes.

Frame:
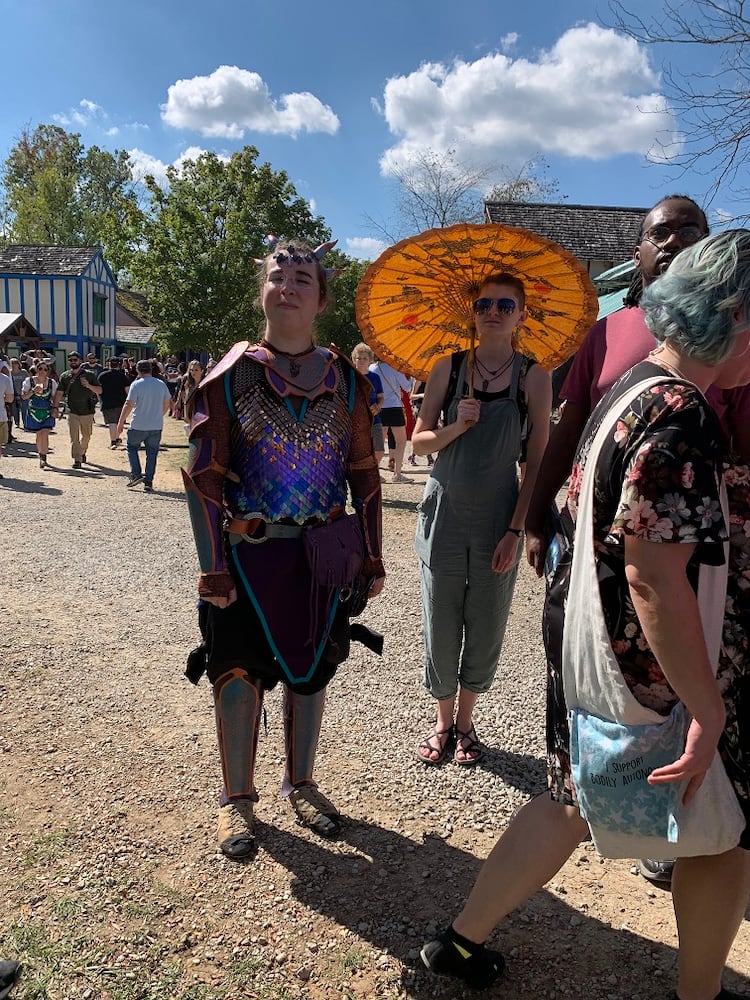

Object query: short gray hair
[136,359,152,374]
[641,229,750,365]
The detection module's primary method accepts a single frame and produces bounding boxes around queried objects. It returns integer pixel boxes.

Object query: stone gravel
[1,416,748,999]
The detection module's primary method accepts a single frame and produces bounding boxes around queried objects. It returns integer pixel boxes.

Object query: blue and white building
[0,245,118,364]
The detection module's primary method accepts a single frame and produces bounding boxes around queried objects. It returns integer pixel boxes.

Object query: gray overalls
[415,352,527,699]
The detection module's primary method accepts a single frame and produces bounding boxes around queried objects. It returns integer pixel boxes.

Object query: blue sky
[4,0,745,259]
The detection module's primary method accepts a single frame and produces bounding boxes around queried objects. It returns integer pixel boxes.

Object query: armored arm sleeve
[181,377,235,599]
[347,372,385,581]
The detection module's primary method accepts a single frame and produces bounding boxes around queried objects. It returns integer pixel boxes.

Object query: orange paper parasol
[355,222,599,381]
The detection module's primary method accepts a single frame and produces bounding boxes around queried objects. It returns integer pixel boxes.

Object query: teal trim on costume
[224,370,237,417]
[229,546,339,685]
[283,396,309,422]
[185,489,215,572]
[347,362,356,412]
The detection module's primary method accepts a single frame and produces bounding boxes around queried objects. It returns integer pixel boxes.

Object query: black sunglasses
[473,297,518,315]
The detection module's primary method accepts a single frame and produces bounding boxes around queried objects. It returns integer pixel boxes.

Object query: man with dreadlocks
[524,194,750,889]
[182,237,385,859]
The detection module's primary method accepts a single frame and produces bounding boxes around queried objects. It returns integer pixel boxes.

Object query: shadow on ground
[258,818,750,998]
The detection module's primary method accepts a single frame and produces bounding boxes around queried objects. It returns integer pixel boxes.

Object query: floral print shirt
[565,360,729,714]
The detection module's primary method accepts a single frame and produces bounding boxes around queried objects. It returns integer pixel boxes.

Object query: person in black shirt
[98,357,130,448]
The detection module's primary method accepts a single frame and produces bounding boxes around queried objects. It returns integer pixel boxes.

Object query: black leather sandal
[454,725,483,766]
[416,725,455,766]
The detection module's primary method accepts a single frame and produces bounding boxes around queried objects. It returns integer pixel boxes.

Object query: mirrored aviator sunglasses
[473,297,517,315]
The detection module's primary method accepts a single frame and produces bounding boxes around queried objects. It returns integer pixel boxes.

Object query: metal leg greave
[281,686,327,797]
[213,668,263,801]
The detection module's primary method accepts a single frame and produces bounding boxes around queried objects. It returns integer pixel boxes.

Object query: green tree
[1,124,143,273]
[315,252,369,357]
[130,148,330,359]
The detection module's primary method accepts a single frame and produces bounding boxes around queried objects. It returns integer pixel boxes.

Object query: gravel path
[1,416,748,999]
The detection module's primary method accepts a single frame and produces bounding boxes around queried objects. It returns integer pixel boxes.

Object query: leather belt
[225,506,344,544]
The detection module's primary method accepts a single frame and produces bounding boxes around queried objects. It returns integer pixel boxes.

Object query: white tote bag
[562,376,745,859]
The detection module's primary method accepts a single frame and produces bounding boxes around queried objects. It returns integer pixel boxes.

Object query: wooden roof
[116,326,156,346]
[0,244,103,276]
[484,201,648,262]
[0,312,44,347]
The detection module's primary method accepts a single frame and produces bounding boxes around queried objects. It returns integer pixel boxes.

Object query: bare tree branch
[607,1,750,216]
[370,149,564,243]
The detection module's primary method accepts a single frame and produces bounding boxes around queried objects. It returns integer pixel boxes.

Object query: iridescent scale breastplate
[225,352,352,522]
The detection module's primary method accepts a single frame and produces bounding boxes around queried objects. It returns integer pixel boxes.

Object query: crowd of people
[2,204,749,1000]
[179,213,749,1000]
[0,350,212,488]
[417,202,750,1000]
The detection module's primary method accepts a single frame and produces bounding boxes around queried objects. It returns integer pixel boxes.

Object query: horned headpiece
[254,235,344,280]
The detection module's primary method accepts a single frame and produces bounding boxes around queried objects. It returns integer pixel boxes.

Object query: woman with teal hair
[420,230,750,1000]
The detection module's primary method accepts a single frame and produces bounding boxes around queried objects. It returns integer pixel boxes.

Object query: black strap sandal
[454,725,483,766]
[416,725,455,766]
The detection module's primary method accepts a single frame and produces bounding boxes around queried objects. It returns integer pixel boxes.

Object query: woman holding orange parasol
[412,271,552,765]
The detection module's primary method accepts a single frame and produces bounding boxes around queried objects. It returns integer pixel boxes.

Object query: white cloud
[53,100,149,137]
[379,23,679,177]
[347,237,388,260]
[500,33,518,51]
[309,198,317,214]
[175,145,230,170]
[127,146,230,186]
[127,148,171,185]
[161,65,340,138]
[53,98,106,128]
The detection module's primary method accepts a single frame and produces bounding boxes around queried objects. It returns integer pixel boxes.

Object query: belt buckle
[240,512,268,544]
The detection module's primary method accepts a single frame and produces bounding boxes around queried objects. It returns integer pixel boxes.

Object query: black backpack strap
[442,350,467,424]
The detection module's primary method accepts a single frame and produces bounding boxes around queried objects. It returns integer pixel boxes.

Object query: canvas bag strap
[562,376,687,724]
[377,364,404,404]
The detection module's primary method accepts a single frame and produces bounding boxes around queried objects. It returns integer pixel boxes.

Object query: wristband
[506,527,523,536]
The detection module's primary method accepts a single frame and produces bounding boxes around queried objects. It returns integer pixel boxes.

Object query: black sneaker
[420,930,504,990]
[126,475,143,488]
[73,460,82,469]
[143,483,154,493]
[637,858,674,887]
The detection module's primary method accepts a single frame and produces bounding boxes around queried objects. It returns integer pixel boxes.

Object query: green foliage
[2,124,144,274]
[23,827,77,866]
[117,288,152,325]
[129,148,331,359]
[315,252,369,357]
